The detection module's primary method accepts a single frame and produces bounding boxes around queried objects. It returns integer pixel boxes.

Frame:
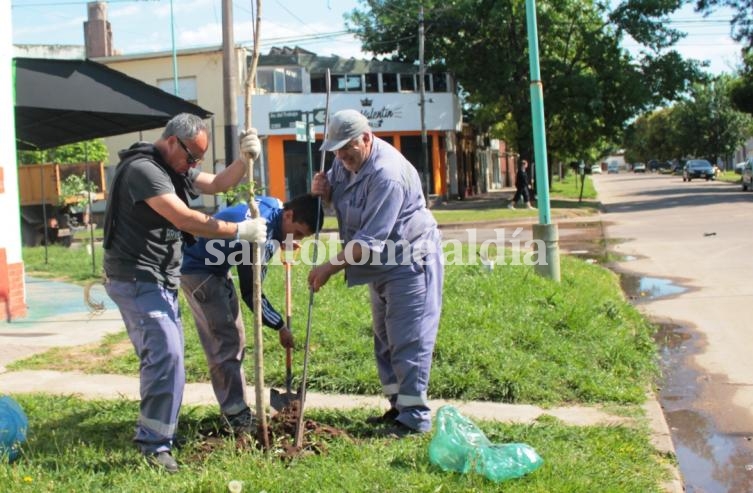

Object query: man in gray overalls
[309,109,444,436]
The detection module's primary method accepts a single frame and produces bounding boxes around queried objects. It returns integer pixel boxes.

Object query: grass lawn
[716,170,743,184]
[17,244,656,406]
[1,395,669,493]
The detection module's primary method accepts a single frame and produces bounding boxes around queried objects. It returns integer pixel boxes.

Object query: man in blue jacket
[181,194,322,435]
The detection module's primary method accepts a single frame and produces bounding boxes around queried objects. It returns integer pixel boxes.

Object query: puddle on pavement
[566,242,640,264]
[654,323,753,492]
[620,274,687,301]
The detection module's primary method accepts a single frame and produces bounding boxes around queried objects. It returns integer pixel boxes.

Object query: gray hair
[162,113,208,140]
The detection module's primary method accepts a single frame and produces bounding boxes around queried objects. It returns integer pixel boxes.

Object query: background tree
[17,139,109,165]
[625,75,753,165]
[673,75,753,164]
[623,107,682,163]
[696,0,753,113]
[695,0,753,50]
[728,51,753,113]
[347,0,704,167]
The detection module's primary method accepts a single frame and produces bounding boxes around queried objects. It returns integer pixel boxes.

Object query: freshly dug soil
[188,400,353,462]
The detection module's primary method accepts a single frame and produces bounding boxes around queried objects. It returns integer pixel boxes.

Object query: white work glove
[239,128,261,165]
[236,217,267,243]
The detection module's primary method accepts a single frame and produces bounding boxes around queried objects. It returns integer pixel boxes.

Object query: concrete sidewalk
[0,272,681,491]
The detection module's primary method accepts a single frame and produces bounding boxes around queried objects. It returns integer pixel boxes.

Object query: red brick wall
[0,249,25,320]
[0,165,27,320]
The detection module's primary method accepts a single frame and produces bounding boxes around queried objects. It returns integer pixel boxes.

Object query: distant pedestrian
[508,159,535,209]
[103,113,267,473]
[308,109,444,437]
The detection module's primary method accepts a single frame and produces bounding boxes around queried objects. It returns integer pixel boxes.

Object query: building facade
[99,46,462,204]
[246,47,462,200]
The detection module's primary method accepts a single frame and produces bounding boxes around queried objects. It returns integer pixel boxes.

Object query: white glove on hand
[239,129,261,164]
[236,218,267,243]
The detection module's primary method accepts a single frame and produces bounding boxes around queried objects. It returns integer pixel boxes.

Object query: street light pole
[525,0,560,281]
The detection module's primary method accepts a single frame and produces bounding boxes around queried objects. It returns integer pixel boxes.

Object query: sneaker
[365,407,399,426]
[146,451,178,473]
[507,203,515,209]
[373,421,423,439]
[223,408,256,436]
[527,204,536,209]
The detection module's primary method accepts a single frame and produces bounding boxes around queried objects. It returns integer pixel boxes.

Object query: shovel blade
[270,387,299,412]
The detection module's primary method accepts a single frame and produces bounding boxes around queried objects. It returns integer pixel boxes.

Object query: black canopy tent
[14,57,213,151]
[12,57,214,270]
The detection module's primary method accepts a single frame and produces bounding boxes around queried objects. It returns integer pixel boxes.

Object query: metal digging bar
[293,68,331,449]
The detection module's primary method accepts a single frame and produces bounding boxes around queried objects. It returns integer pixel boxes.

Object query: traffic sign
[269,110,302,129]
[295,121,315,142]
[312,108,326,125]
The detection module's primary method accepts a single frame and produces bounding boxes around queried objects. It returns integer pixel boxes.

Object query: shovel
[270,246,299,413]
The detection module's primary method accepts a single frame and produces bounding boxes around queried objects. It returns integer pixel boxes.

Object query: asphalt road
[594,171,753,492]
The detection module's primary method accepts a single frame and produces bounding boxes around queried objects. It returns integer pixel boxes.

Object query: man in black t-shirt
[103,113,267,472]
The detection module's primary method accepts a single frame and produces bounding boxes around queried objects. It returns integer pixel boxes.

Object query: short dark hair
[284,194,324,232]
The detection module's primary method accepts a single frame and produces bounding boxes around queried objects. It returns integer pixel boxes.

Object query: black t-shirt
[104,153,199,290]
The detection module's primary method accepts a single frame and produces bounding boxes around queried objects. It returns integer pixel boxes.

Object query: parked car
[682,159,716,181]
[743,160,753,191]
[633,162,647,173]
[647,159,661,172]
[735,161,747,175]
[607,162,620,174]
[591,164,602,174]
[657,161,674,174]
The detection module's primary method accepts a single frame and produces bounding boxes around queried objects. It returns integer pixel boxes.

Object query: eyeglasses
[176,136,201,165]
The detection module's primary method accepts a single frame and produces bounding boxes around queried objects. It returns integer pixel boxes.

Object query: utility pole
[419,5,429,200]
[222,0,239,169]
[525,0,560,282]
[169,0,178,95]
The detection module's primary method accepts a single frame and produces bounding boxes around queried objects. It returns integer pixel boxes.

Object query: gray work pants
[369,249,444,432]
[181,273,248,417]
[104,279,184,454]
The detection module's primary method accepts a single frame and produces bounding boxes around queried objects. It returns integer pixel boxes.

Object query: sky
[10,0,745,75]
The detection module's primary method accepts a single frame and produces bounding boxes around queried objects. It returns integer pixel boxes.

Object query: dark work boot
[222,408,256,436]
[365,407,399,426]
[146,451,178,473]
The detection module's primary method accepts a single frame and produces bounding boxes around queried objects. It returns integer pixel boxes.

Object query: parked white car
[591,164,602,174]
